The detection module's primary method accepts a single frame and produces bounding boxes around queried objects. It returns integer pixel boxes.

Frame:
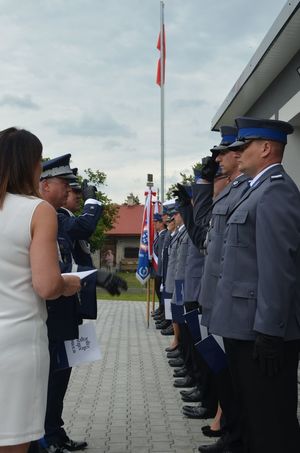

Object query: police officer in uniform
[153,213,167,317]
[39,155,127,453]
[208,117,300,453]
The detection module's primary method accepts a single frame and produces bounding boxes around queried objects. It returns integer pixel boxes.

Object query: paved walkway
[63,300,300,453]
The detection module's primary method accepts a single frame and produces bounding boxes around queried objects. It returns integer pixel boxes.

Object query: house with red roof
[100,203,144,271]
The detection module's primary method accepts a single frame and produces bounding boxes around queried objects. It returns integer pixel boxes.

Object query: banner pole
[151,278,156,313]
[160,1,165,203]
[146,279,150,328]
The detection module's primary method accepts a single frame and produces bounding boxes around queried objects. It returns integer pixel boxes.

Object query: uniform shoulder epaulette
[270,174,284,181]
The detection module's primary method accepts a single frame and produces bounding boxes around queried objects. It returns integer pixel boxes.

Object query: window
[124,247,139,258]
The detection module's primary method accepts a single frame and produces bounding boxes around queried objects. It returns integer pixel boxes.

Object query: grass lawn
[97,271,159,302]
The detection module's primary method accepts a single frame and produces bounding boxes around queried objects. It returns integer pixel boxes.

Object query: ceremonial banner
[152,200,162,273]
[136,190,154,284]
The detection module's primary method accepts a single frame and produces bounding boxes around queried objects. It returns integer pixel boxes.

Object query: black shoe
[154,314,165,322]
[161,325,174,335]
[168,357,184,367]
[166,349,181,359]
[182,406,215,419]
[182,402,202,410]
[201,425,223,438]
[156,320,171,330]
[181,387,203,402]
[151,307,162,317]
[165,344,179,352]
[154,313,165,321]
[44,446,70,453]
[173,367,187,378]
[180,386,198,396]
[29,442,43,453]
[60,439,88,452]
[174,376,195,388]
[198,435,231,452]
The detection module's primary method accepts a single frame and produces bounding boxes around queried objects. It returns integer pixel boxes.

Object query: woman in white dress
[0,128,81,453]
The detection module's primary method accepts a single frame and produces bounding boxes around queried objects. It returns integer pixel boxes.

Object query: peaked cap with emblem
[41,154,76,180]
[69,167,82,191]
[228,117,294,150]
[154,213,163,222]
[162,198,179,218]
[210,125,238,153]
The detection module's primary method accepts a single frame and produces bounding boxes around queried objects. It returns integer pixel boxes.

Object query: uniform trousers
[44,340,72,445]
[224,338,300,453]
[212,365,243,451]
[154,276,163,311]
[180,302,202,382]
[179,320,218,414]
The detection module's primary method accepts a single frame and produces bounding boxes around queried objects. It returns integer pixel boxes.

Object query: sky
[0,0,287,203]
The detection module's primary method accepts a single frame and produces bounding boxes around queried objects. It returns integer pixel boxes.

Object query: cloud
[0,0,287,204]
[172,99,207,109]
[47,114,135,138]
[0,94,39,110]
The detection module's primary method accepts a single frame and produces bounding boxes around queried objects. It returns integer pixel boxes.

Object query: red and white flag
[156,25,166,86]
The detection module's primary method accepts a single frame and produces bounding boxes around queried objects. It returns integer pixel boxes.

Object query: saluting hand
[172,183,191,207]
[81,179,98,201]
[201,157,219,182]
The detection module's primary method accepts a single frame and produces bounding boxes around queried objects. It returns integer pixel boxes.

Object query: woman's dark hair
[0,127,43,207]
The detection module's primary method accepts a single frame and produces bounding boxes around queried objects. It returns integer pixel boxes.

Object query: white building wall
[115,238,140,270]
[246,50,300,185]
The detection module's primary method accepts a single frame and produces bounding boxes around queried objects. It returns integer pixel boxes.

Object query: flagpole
[160,1,165,203]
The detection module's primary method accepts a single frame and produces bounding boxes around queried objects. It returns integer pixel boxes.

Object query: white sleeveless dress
[0,193,50,445]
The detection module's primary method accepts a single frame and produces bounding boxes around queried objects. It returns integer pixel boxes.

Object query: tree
[77,168,118,252]
[124,192,140,205]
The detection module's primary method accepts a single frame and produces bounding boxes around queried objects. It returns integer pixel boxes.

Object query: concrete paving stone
[109,427,128,434]
[149,425,172,434]
[151,442,174,451]
[129,431,149,438]
[130,448,152,453]
[87,430,107,439]
[82,449,105,453]
[107,442,129,452]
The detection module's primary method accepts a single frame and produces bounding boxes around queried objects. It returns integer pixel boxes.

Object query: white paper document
[64,322,102,367]
[62,269,97,280]
[198,314,209,340]
[164,298,172,320]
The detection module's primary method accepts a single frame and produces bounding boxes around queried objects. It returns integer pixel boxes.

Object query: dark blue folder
[184,309,201,342]
[171,303,185,324]
[195,335,227,374]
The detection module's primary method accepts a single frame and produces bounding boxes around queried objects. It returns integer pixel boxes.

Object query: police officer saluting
[39,155,127,453]
[208,117,300,453]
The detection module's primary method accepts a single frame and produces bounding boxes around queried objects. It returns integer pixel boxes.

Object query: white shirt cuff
[84,198,102,206]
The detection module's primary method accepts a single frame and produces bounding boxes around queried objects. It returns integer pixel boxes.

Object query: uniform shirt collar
[249,163,281,187]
